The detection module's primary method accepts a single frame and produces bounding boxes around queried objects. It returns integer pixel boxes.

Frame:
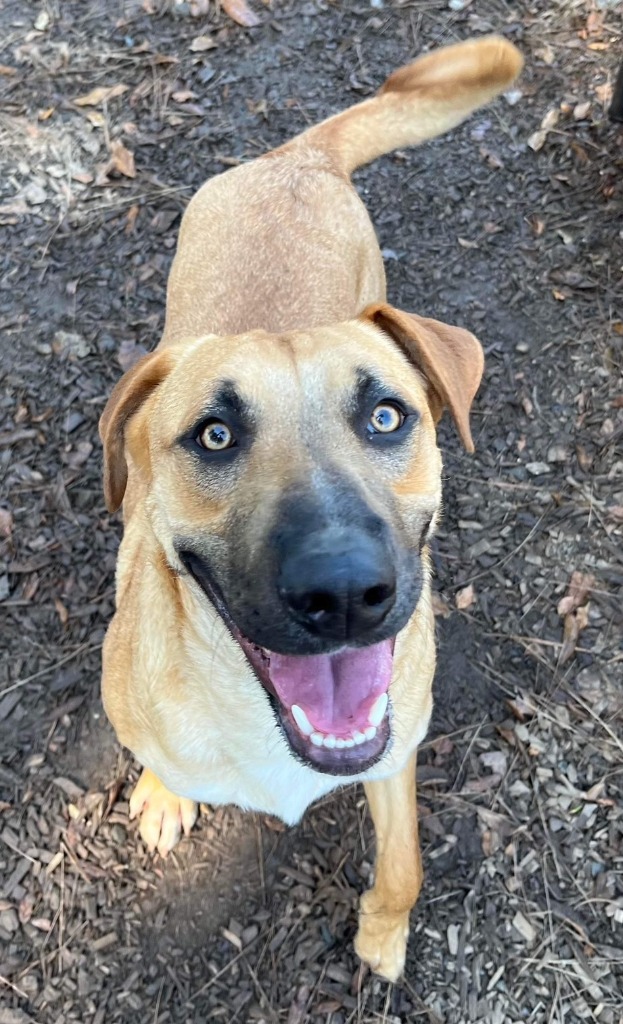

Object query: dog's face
[101,305,483,777]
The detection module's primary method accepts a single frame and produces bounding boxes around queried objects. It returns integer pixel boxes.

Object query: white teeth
[291,704,314,737]
[293,704,383,751]
[368,692,388,727]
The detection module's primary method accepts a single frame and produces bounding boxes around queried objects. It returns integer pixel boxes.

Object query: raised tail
[286,36,523,177]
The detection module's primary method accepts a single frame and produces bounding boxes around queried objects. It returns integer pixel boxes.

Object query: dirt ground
[1,0,622,1022]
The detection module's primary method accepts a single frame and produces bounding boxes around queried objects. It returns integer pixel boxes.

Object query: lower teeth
[293,709,382,750]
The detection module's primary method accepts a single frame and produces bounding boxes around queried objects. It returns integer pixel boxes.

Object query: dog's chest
[141,729,342,825]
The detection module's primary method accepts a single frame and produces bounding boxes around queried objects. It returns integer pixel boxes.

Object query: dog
[99,36,522,981]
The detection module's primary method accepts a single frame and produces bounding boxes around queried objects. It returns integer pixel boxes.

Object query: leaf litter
[0,0,621,1022]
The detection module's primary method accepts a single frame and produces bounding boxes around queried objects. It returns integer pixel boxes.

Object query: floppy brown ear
[99,349,174,514]
[361,303,484,452]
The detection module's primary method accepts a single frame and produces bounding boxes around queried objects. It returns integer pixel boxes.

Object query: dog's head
[100,304,483,775]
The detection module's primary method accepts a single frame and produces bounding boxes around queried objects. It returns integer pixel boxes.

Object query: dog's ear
[99,349,174,514]
[361,303,484,452]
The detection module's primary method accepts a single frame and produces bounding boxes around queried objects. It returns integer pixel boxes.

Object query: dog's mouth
[234,630,392,775]
[179,550,392,775]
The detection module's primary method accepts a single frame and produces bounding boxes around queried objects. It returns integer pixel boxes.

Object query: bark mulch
[1,1,622,1021]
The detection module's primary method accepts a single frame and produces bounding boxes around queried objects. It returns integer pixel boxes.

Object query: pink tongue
[268,640,393,734]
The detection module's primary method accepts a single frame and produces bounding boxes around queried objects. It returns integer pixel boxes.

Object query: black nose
[278,528,396,641]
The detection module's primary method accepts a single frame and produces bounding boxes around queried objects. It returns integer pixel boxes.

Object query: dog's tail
[285,36,523,177]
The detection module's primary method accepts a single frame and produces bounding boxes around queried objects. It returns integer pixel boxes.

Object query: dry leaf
[247,97,268,118]
[190,35,217,52]
[108,140,136,178]
[430,735,454,757]
[534,45,555,65]
[0,507,13,538]
[461,774,502,794]
[455,583,475,610]
[575,604,589,631]
[125,204,139,235]
[31,918,52,932]
[222,927,242,950]
[496,725,516,746]
[595,83,613,108]
[528,214,545,237]
[152,53,179,65]
[481,828,497,856]
[480,146,503,169]
[172,90,197,102]
[559,613,580,665]
[506,694,536,721]
[23,575,40,601]
[570,141,590,165]
[0,64,18,76]
[54,597,69,627]
[431,592,451,618]
[118,340,148,372]
[86,111,106,128]
[586,11,604,37]
[557,571,595,616]
[528,129,547,152]
[541,108,559,131]
[75,83,128,107]
[573,101,591,121]
[527,108,559,153]
[221,0,261,27]
[38,107,55,121]
[18,895,34,925]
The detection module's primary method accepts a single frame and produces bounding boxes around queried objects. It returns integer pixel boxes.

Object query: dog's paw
[129,769,198,857]
[354,891,410,983]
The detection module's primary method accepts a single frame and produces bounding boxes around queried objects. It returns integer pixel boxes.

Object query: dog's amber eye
[368,403,404,435]
[198,421,235,451]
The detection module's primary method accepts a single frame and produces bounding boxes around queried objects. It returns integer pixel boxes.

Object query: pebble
[512,911,536,944]
[23,182,47,206]
[0,908,19,933]
[547,445,568,463]
[110,824,127,845]
[447,923,459,956]
[63,411,85,433]
[52,331,92,360]
[242,924,259,945]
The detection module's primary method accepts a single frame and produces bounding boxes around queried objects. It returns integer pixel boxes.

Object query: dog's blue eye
[368,403,404,435]
[198,421,235,451]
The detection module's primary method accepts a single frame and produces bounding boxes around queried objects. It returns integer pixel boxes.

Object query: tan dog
[100,37,522,981]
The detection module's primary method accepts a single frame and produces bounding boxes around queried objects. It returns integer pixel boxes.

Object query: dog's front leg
[355,754,422,982]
